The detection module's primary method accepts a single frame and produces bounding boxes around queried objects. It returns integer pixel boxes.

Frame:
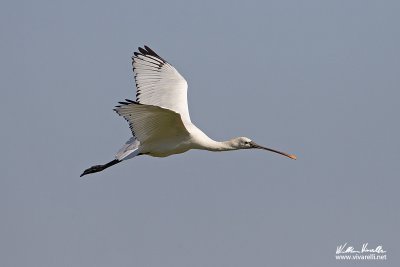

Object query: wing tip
[138,47,147,54]
[125,98,137,103]
[115,99,141,108]
[132,45,166,62]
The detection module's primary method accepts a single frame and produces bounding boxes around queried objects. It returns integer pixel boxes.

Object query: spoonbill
[80,46,296,177]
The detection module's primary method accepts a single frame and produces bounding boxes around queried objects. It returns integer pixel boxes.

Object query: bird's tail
[80,159,120,177]
[115,137,141,161]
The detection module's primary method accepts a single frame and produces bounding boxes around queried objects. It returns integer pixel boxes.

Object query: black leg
[80,159,120,177]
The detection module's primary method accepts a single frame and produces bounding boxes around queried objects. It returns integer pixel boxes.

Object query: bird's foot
[80,164,106,177]
[80,159,120,177]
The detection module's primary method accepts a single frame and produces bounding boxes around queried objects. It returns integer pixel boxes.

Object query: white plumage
[81,46,296,177]
[133,49,191,123]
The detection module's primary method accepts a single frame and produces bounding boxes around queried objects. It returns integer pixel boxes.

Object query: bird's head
[231,137,297,160]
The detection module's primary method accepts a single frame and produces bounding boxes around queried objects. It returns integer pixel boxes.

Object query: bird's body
[140,130,192,157]
[81,46,296,177]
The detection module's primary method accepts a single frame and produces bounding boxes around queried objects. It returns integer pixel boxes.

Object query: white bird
[81,46,296,177]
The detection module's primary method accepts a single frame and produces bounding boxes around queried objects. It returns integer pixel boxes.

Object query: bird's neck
[188,124,237,152]
[200,139,237,152]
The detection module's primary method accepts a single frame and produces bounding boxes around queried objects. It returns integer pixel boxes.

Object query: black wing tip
[132,45,166,62]
[143,45,156,56]
[115,99,141,107]
[138,47,147,54]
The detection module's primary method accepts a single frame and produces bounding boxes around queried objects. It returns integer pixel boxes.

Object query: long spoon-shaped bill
[250,141,297,160]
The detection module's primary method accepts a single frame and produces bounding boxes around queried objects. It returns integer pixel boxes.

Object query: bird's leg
[80,159,120,177]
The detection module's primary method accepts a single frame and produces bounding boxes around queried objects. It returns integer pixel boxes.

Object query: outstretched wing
[132,46,191,123]
[114,99,190,144]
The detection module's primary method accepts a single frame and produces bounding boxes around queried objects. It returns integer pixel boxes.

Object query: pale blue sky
[1,0,399,266]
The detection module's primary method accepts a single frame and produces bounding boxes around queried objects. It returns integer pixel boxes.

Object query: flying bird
[81,46,296,177]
